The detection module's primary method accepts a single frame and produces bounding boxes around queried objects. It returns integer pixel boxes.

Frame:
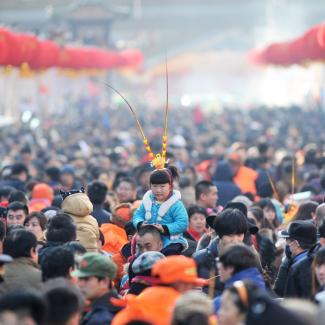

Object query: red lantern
[0,28,21,66]
[30,40,60,69]
[318,21,325,49]
[0,32,9,65]
[302,26,325,61]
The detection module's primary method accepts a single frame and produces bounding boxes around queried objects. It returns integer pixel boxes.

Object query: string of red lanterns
[246,22,325,66]
[0,28,144,70]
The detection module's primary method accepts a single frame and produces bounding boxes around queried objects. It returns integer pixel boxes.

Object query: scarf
[187,227,209,242]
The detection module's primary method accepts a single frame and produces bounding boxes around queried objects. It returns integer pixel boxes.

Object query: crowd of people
[0,103,325,325]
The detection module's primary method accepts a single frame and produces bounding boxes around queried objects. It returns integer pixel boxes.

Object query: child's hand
[152,223,163,232]
[140,221,149,228]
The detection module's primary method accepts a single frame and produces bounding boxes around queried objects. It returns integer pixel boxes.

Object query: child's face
[151,183,172,201]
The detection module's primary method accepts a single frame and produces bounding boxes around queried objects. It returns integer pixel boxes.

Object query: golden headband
[102,53,169,170]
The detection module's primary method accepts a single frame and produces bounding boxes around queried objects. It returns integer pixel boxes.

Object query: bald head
[136,225,163,255]
[315,203,325,227]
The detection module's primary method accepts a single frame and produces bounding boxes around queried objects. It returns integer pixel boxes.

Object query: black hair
[119,177,138,190]
[213,209,248,238]
[137,163,154,178]
[87,181,108,205]
[91,167,107,180]
[300,183,319,195]
[149,165,180,185]
[63,242,87,256]
[96,276,113,289]
[0,289,46,325]
[252,198,280,228]
[195,180,215,201]
[226,280,260,314]
[42,279,82,325]
[187,205,208,219]
[137,225,162,241]
[0,185,15,200]
[125,220,137,237]
[52,195,62,209]
[305,149,317,165]
[243,192,255,203]
[219,244,256,275]
[21,146,32,154]
[24,211,48,231]
[7,201,29,217]
[179,174,192,188]
[98,229,105,246]
[41,246,75,282]
[46,213,77,242]
[293,201,319,221]
[313,246,325,295]
[46,167,61,182]
[321,175,325,190]
[6,224,25,236]
[0,219,6,241]
[319,221,325,239]
[11,163,28,176]
[299,241,315,250]
[8,191,29,205]
[3,229,37,258]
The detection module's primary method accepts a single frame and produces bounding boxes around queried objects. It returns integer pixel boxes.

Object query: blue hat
[60,164,75,176]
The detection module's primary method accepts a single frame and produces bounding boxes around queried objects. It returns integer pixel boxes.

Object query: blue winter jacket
[212,162,241,207]
[132,190,188,250]
[213,267,265,313]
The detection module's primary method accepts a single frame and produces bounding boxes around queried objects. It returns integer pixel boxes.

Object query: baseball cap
[132,251,165,275]
[278,220,317,245]
[151,255,209,286]
[71,253,117,279]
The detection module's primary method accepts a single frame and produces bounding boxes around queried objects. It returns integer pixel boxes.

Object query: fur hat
[111,203,135,228]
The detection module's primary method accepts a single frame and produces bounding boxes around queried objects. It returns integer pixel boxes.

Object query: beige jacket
[62,193,99,252]
[0,257,41,296]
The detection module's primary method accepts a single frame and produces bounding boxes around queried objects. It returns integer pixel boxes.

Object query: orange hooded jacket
[29,183,54,213]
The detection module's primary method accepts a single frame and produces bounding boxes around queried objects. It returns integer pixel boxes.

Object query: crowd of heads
[0,105,325,324]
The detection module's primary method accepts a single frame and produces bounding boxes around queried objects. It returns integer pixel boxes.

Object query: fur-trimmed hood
[111,202,135,228]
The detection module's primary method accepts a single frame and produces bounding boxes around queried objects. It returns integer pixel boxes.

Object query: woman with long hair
[293,201,319,222]
[312,246,325,297]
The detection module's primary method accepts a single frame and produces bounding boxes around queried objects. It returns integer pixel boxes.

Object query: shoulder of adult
[192,248,208,262]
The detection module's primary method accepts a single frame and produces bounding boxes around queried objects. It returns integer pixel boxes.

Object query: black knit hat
[60,187,85,201]
[278,220,317,245]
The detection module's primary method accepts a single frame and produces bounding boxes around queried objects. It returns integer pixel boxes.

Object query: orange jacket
[111,287,181,325]
[233,165,258,195]
[110,243,129,290]
[100,223,128,255]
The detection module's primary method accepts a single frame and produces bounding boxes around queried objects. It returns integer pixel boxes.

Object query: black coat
[273,257,291,298]
[80,291,122,325]
[181,231,197,257]
[128,282,149,296]
[90,204,112,227]
[284,244,320,299]
[192,240,224,297]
